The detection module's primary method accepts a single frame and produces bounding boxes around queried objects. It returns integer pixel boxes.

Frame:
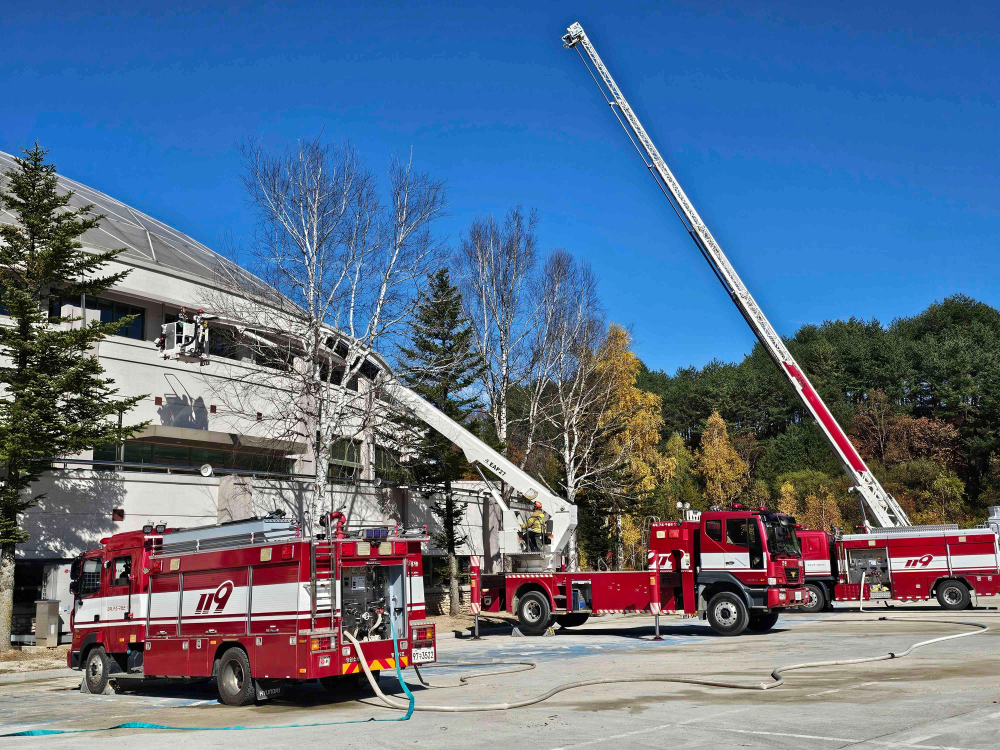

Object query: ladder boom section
[381,379,577,558]
[562,22,909,529]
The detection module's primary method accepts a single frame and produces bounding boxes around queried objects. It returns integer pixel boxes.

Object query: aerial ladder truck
[561,23,1000,613]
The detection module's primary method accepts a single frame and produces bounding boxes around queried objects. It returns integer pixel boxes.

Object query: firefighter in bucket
[520,501,550,552]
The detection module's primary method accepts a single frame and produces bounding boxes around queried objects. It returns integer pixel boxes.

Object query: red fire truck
[478,508,806,637]
[67,515,436,705]
[796,526,1000,612]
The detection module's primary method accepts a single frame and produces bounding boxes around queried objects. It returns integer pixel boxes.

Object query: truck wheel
[747,610,780,632]
[706,592,749,636]
[936,580,971,611]
[217,648,255,706]
[555,613,591,629]
[800,583,826,614]
[517,591,552,635]
[84,646,110,695]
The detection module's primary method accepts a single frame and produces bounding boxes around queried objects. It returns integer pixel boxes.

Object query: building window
[93,441,293,474]
[329,438,362,480]
[374,446,409,484]
[86,297,145,339]
[12,562,44,605]
[208,326,242,360]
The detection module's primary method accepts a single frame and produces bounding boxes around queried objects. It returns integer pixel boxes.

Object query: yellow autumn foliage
[596,324,675,493]
[694,411,748,505]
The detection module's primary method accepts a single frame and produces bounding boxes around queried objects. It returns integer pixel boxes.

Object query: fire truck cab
[68,516,435,705]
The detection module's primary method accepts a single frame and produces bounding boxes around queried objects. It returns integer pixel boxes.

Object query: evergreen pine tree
[397,268,484,615]
[0,145,146,651]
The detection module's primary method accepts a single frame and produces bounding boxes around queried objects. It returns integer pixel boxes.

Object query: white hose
[344,617,987,713]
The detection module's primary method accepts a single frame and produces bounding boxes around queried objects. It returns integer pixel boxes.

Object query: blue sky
[3,1,998,374]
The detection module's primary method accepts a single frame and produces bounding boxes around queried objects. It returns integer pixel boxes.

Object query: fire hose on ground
[3,616,988,736]
[343,616,989,712]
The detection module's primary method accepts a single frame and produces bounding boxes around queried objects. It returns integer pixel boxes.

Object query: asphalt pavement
[2,604,999,749]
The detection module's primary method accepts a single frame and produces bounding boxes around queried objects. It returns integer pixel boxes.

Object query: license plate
[411,647,435,663]
[319,656,330,667]
[794,590,802,600]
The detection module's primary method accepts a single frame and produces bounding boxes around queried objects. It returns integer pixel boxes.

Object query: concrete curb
[0,667,76,685]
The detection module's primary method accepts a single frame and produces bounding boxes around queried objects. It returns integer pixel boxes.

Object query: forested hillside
[637,295,1000,529]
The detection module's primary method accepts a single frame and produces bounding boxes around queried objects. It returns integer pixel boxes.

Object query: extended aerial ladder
[562,22,910,530]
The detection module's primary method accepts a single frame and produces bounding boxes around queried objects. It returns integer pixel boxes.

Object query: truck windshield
[763,515,801,557]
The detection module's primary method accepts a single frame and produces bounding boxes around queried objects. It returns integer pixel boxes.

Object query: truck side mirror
[69,580,79,595]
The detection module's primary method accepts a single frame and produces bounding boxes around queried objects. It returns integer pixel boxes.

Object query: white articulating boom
[381,378,577,571]
[562,22,910,530]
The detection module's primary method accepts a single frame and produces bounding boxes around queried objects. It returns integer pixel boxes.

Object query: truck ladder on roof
[562,22,910,530]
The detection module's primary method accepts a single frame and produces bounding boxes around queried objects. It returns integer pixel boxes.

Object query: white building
[0,152,487,641]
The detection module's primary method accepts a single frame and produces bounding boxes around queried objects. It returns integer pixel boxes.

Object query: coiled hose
[344,616,987,712]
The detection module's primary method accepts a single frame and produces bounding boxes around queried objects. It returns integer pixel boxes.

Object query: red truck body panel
[798,527,1000,604]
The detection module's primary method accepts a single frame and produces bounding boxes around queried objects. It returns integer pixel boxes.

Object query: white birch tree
[205,138,445,532]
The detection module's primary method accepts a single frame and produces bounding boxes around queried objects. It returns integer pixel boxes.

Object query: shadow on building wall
[18,471,126,559]
[157,393,209,430]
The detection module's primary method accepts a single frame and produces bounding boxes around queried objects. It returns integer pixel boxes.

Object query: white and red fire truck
[478,507,806,637]
[796,524,1000,612]
[68,515,436,705]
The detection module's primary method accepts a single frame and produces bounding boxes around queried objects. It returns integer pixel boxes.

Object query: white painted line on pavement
[547,721,985,750]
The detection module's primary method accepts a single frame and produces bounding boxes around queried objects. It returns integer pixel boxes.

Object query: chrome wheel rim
[943,586,963,606]
[714,601,738,628]
[221,660,245,695]
[88,653,104,682]
[524,600,542,624]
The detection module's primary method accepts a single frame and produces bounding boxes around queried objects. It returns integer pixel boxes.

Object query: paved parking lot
[2,605,999,749]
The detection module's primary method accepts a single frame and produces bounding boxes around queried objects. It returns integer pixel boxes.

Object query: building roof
[0,150,256,289]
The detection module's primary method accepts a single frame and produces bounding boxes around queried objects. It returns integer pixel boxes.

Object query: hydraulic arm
[381,377,577,570]
[562,22,909,529]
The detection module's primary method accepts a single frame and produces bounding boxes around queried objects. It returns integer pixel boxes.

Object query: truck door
[104,552,136,625]
[723,518,752,570]
[700,517,726,570]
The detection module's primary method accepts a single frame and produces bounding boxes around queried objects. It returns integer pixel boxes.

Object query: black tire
[747,610,781,632]
[555,613,591,629]
[936,580,971,611]
[84,646,110,695]
[706,592,749,636]
[799,583,827,614]
[217,647,255,706]
[516,591,552,635]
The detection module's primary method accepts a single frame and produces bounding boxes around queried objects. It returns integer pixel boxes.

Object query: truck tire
[84,646,110,695]
[936,580,971,611]
[555,613,591,629]
[517,591,552,635]
[799,583,826,614]
[217,647,255,706]
[747,610,780,632]
[706,592,749,636]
